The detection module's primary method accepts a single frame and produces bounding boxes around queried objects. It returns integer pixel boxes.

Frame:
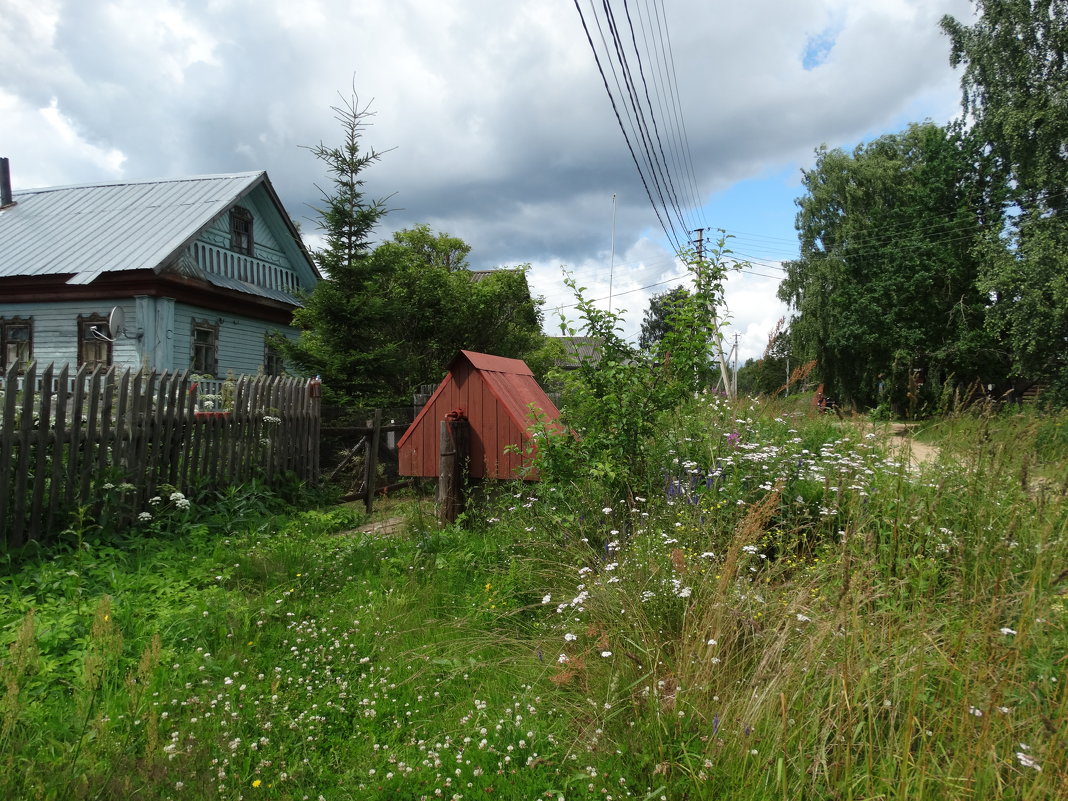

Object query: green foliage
[780,4,1068,410]
[942,1,1068,216]
[941,1,1068,403]
[275,89,393,406]
[1,406,1065,799]
[638,285,691,350]
[281,151,545,404]
[370,231,546,400]
[979,212,1068,407]
[779,122,1005,411]
[275,88,545,407]
[535,240,735,498]
[735,319,791,397]
[388,222,471,271]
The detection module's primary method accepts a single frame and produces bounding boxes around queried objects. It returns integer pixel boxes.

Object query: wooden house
[0,162,318,378]
[397,350,562,481]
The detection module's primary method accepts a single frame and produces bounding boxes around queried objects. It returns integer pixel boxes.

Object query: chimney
[0,158,14,209]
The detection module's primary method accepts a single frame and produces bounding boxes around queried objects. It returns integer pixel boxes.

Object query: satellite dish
[107,306,125,338]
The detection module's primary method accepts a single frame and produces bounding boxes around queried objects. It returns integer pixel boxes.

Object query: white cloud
[0,0,977,352]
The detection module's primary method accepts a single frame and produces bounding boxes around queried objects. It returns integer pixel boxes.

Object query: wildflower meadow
[1,390,1065,800]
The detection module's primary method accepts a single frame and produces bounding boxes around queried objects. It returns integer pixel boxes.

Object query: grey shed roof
[550,336,604,368]
[0,171,316,302]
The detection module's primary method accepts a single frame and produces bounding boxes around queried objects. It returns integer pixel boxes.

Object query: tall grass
[0,399,1064,799]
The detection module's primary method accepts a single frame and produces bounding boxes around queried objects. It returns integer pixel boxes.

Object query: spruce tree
[279,90,397,406]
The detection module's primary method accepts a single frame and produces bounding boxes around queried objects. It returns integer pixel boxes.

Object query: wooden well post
[437,412,469,525]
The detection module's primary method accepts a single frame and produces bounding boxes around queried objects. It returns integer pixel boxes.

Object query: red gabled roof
[458,350,534,376]
[396,351,560,454]
[451,351,559,432]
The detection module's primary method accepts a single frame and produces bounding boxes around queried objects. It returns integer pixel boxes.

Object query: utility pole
[732,332,739,398]
[608,193,617,312]
[692,226,733,400]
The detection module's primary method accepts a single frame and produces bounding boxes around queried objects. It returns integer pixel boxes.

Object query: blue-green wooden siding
[186,185,316,298]
[0,300,141,368]
[0,299,298,376]
[172,302,297,377]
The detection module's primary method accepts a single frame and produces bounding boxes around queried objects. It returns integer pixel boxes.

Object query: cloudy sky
[2,0,975,362]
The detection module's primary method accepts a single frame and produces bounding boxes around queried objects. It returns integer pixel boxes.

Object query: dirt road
[886,423,940,467]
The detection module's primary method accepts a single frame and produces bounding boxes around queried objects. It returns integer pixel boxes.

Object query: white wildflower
[1015,751,1041,771]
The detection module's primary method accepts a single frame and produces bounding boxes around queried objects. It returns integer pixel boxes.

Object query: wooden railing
[0,361,321,547]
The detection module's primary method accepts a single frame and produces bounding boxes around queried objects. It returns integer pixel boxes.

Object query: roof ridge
[15,171,264,195]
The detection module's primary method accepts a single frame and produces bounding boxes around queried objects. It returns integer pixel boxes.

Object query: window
[191,319,219,376]
[230,206,254,256]
[77,314,112,369]
[0,317,32,373]
[264,339,284,377]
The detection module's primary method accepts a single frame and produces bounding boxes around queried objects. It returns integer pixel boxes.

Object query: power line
[572,0,706,252]
[598,0,690,241]
[573,0,681,253]
[637,0,702,224]
[552,262,788,312]
[619,0,697,235]
[651,0,705,224]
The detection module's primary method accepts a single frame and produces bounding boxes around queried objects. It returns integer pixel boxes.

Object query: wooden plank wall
[0,361,321,547]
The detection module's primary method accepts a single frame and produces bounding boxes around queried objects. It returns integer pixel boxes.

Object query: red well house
[397,350,561,481]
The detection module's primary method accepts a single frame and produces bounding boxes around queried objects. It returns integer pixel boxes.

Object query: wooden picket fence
[0,361,321,547]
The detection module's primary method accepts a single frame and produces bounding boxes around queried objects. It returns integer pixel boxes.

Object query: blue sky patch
[802,27,839,70]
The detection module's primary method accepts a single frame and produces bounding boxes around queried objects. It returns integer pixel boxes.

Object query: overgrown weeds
[1,399,1064,799]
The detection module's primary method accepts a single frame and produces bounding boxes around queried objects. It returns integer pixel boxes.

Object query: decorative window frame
[230,206,254,256]
[0,316,33,373]
[76,313,112,369]
[264,337,285,377]
[191,318,220,377]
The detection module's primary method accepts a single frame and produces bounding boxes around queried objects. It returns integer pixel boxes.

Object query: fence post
[364,409,382,513]
[437,415,469,525]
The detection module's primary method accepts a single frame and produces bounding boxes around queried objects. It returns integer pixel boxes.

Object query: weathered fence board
[46,365,70,536]
[29,363,54,543]
[0,363,321,547]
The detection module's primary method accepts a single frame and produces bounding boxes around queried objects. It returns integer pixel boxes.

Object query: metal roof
[396,349,562,468]
[459,350,535,375]
[0,172,315,302]
[549,336,604,367]
[452,350,561,439]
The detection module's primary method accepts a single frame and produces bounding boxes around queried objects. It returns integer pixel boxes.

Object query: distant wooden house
[0,162,318,378]
[398,350,562,481]
[549,336,603,370]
